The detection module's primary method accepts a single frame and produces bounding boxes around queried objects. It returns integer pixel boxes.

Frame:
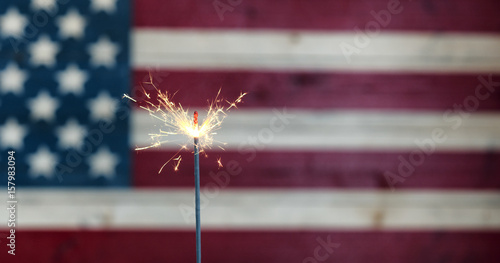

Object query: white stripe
[133,29,500,73]
[131,109,500,151]
[3,189,500,230]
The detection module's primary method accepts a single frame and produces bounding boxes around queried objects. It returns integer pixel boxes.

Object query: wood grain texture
[134,0,500,32]
[132,70,500,110]
[133,30,500,73]
[134,150,500,189]
[7,230,500,263]
[131,110,500,151]
[3,189,500,229]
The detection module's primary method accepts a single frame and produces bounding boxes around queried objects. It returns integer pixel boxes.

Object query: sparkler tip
[194,111,198,126]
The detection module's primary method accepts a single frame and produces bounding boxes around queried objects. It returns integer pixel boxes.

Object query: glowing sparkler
[124,73,246,173]
[125,74,246,263]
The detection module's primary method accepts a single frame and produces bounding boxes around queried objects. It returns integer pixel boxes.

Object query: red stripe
[134,0,500,32]
[133,150,500,189]
[9,230,500,262]
[132,71,500,110]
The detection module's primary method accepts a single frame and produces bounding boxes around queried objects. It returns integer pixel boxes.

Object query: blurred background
[1,0,500,262]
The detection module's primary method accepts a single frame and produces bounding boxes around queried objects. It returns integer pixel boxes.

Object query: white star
[56,119,87,149]
[87,92,118,122]
[0,63,27,95]
[88,36,119,68]
[0,8,28,38]
[31,0,57,11]
[57,64,88,95]
[0,118,27,149]
[28,91,59,122]
[27,146,58,179]
[57,9,86,39]
[88,147,119,179]
[29,35,60,67]
[91,0,117,14]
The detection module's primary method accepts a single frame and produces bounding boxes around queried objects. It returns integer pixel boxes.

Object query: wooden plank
[131,110,500,151]
[7,230,500,262]
[132,70,500,110]
[133,29,500,73]
[134,150,500,189]
[5,189,500,229]
[134,0,500,32]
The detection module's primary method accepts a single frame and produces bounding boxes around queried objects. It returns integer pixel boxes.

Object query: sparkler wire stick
[193,111,201,263]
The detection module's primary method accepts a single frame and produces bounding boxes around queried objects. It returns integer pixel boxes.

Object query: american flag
[1,0,500,262]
